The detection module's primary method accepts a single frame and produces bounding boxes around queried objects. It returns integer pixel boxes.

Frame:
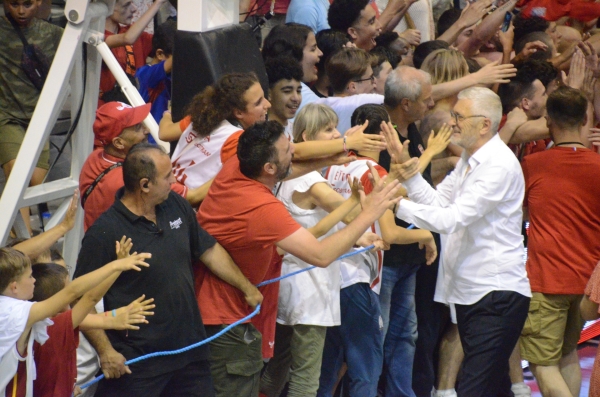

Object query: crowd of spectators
[3,0,600,396]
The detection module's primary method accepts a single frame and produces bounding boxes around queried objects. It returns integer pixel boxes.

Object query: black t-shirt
[74,188,216,377]
[379,123,438,268]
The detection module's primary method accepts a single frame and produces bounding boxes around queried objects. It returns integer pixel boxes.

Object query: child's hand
[112,253,152,272]
[73,385,83,396]
[59,189,79,233]
[115,236,134,259]
[113,295,155,330]
[350,177,364,203]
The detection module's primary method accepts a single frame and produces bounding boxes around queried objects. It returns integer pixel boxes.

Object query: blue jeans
[317,283,383,397]
[379,265,420,397]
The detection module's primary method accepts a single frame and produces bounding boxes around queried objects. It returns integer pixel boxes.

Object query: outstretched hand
[360,163,402,219]
[115,236,134,259]
[112,251,152,272]
[59,189,79,233]
[350,177,364,203]
[345,120,387,152]
[113,295,155,330]
[567,48,586,90]
[426,124,452,157]
[458,0,494,29]
[380,121,411,164]
[473,61,517,85]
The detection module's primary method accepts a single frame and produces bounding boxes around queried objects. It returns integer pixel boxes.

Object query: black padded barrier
[171,22,268,122]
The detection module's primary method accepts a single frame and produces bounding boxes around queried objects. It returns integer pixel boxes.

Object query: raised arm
[379,0,417,32]
[105,0,168,48]
[71,238,151,329]
[438,0,495,45]
[457,0,518,58]
[293,122,386,160]
[14,190,78,259]
[158,111,184,142]
[432,61,516,102]
[21,251,149,356]
[79,295,154,331]
[277,171,402,267]
[307,179,362,238]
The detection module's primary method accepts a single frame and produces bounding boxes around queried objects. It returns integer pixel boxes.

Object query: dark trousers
[95,359,214,397]
[412,259,448,397]
[455,291,530,397]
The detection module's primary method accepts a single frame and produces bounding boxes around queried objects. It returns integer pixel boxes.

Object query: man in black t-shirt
[379,66,448,397]
[74,143,262,397]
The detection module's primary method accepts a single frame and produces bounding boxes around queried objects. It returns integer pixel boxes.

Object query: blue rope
[80,226,415,391]
[80,304,262,390]
[256,244,375,287]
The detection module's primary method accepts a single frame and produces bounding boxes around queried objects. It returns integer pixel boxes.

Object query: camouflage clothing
[0,17,62,127]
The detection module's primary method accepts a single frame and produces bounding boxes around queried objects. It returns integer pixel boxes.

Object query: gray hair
[384,66,431,108]
[457,87,502,133]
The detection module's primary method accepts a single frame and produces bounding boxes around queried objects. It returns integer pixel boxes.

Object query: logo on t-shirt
[531,7,547,17]
[170,218,183,229]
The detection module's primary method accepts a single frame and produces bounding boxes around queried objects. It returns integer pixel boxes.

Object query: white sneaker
[434,389,457,397]
[511,382,532,397]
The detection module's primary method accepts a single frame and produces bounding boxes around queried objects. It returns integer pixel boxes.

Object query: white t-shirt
[325,160,385,294]
[315,94,384,135]
[276,172,342,326]
[284,121,294,142]
[0,296,51,397]
[376,0,435,42]
[75,301,102,396]
[171,120,242,189]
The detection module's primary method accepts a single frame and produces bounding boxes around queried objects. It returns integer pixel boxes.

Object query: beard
[275,160,293,182]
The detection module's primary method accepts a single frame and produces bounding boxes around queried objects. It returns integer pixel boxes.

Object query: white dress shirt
[396,134,531,305]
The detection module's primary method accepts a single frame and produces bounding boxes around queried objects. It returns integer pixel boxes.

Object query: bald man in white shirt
[386,87,531,397]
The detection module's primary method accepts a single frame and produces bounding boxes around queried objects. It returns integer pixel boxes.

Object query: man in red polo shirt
[196,120,401,397]
[79,101,187,230]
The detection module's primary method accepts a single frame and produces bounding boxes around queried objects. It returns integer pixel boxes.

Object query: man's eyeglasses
[354,74,375,84]
[450,111,487,124]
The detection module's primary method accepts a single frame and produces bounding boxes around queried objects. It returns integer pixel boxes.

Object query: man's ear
[347,81,357,95]
[400,97,411,112]
[155,49,166,61]
[263,162,276,176]
[480,118,492,135]
[347,27,358,41]
[112,136,125,150]
[140,178,150,192]
[521,97,530,112]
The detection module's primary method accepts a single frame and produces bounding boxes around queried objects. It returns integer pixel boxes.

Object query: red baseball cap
[93,102,151,147]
